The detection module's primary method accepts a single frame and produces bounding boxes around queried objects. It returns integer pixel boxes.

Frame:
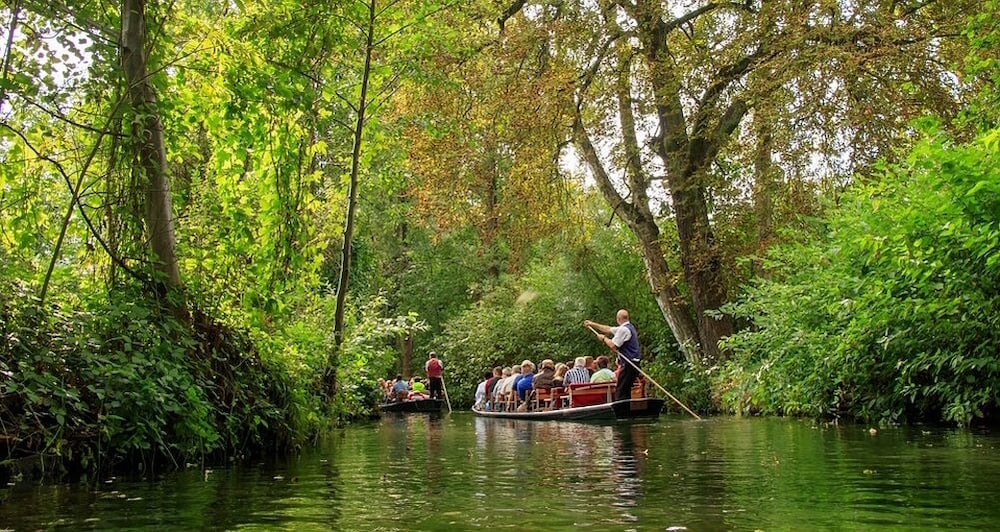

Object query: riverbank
[0,281,354,483]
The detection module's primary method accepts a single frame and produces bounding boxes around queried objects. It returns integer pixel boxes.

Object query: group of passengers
[473,355,618,412]
[379,375,430,402]
[378,352,447,403]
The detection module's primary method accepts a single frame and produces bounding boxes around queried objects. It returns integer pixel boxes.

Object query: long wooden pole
[441,376,453,414]
[587,325,702,420]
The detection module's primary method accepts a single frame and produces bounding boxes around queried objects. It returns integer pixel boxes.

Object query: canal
[2,414,999,530]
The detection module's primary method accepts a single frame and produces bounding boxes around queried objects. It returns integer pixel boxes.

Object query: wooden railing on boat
[481,378,647,413]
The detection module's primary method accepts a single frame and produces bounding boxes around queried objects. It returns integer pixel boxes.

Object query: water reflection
[4,416,1000,530]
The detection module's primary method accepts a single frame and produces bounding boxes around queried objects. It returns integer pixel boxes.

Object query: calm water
[2,415,1000,530]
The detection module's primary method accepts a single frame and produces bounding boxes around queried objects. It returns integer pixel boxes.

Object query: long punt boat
[471,382,664,421]
[379,398,443,413]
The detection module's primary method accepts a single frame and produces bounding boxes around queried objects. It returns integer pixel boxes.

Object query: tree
[503,0,976,364]
[121,0,182,295]
[402,9,573,280]
[327,0,455,393]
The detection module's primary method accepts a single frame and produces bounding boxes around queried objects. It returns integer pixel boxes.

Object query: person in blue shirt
[515,360,536,401]
[390,375,409,401]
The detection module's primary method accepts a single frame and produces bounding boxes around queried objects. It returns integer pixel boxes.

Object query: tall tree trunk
[572,116,702,363]
[484,152,500,278]
[635,0,734,362]
[752,117,775,278]
[632,216,703,363]
[611,50,702,362]
[400,333,413,379]
[330,0,376,393]
[663,168,732,363]
[0,0,21,110]
[120,0,182,292]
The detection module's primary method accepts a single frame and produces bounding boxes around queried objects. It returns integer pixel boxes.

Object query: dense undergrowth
[718,122,1000,425]
[0,275,409,479]
[0,280,312,478]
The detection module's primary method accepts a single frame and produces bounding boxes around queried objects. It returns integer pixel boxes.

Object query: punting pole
[440,376,453,414]
[587,325,702,420]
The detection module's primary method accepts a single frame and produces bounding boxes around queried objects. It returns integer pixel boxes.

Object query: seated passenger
[492,367,511,403]
[590,355,616,383]
[474,371,492,407]
[533,359,556,390]
[498,366,521,404]
[552,363,569,388]
[408,389,429,400]
[391,375,409,401]
[516,360,536,401]
[584,356,596,376]
[411,377,427,394]
[485,367,503,408]
[563,357,590,387]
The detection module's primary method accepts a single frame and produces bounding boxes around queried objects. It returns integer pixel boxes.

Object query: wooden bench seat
[567,382,615,407]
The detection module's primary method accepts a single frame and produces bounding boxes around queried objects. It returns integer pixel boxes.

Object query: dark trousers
[616,359,639,401]
[428,377,443,399]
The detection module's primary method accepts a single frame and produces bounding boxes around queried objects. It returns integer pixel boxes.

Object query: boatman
[425,352,444,400]
[584,309,641,401]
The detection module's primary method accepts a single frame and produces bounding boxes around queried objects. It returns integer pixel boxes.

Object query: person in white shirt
[474,371,491,407]
[584,308,642,401]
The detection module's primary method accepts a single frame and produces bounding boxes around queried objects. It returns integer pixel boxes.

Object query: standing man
[425,352,444,400]
[584,309,641,401]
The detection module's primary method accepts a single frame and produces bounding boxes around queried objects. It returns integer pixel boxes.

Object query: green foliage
[435,208,686,406]
[720,122,1000,425]
[336,296,427,418]
[0,277,301,472]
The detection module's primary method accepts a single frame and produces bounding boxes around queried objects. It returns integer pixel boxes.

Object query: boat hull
[379,399,444,413]
[472,398,664,421]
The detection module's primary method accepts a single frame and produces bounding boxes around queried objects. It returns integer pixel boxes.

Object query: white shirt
[499,374,519,395]
[475,380,487,405]
[610,321,633,348]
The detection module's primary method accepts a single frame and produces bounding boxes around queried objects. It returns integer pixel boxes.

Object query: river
[2,414,999,530]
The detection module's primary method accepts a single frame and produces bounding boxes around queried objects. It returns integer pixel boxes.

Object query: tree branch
[572,112,643,224]
[497,0,527,32]
[0,120,149,288]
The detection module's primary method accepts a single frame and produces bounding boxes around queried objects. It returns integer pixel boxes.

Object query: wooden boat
[472,382,664,421]
[379,398,443,413]
[473,397,664,421]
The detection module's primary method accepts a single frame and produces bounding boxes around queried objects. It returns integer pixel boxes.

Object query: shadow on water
[4,415,1000,530]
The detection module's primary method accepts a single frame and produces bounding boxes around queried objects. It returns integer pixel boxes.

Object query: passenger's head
[395,374,403,382]
[493,366,503,377]
[596,355,610,369]
[414,376,422,383]
[512,365,522,375]
[616,309,629,325]
[554,363,569,378]
[502,367,512,377]
[483,371,493,380]
[584,356,595,369]
[541,359,555,371]
[574,356,586,368]
[521,360,536,373]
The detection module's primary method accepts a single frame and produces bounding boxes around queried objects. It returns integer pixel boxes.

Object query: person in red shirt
[425,352,444,400]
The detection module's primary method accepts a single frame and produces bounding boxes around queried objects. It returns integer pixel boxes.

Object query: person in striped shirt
[562,357,590,387]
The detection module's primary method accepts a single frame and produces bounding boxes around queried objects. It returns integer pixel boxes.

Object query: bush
[0,279,303,474]
[720,121,1000,425]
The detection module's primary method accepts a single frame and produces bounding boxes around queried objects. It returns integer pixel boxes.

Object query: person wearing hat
[425,352,444,400]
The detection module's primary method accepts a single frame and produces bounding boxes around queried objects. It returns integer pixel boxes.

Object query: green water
[2,415,999,530]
